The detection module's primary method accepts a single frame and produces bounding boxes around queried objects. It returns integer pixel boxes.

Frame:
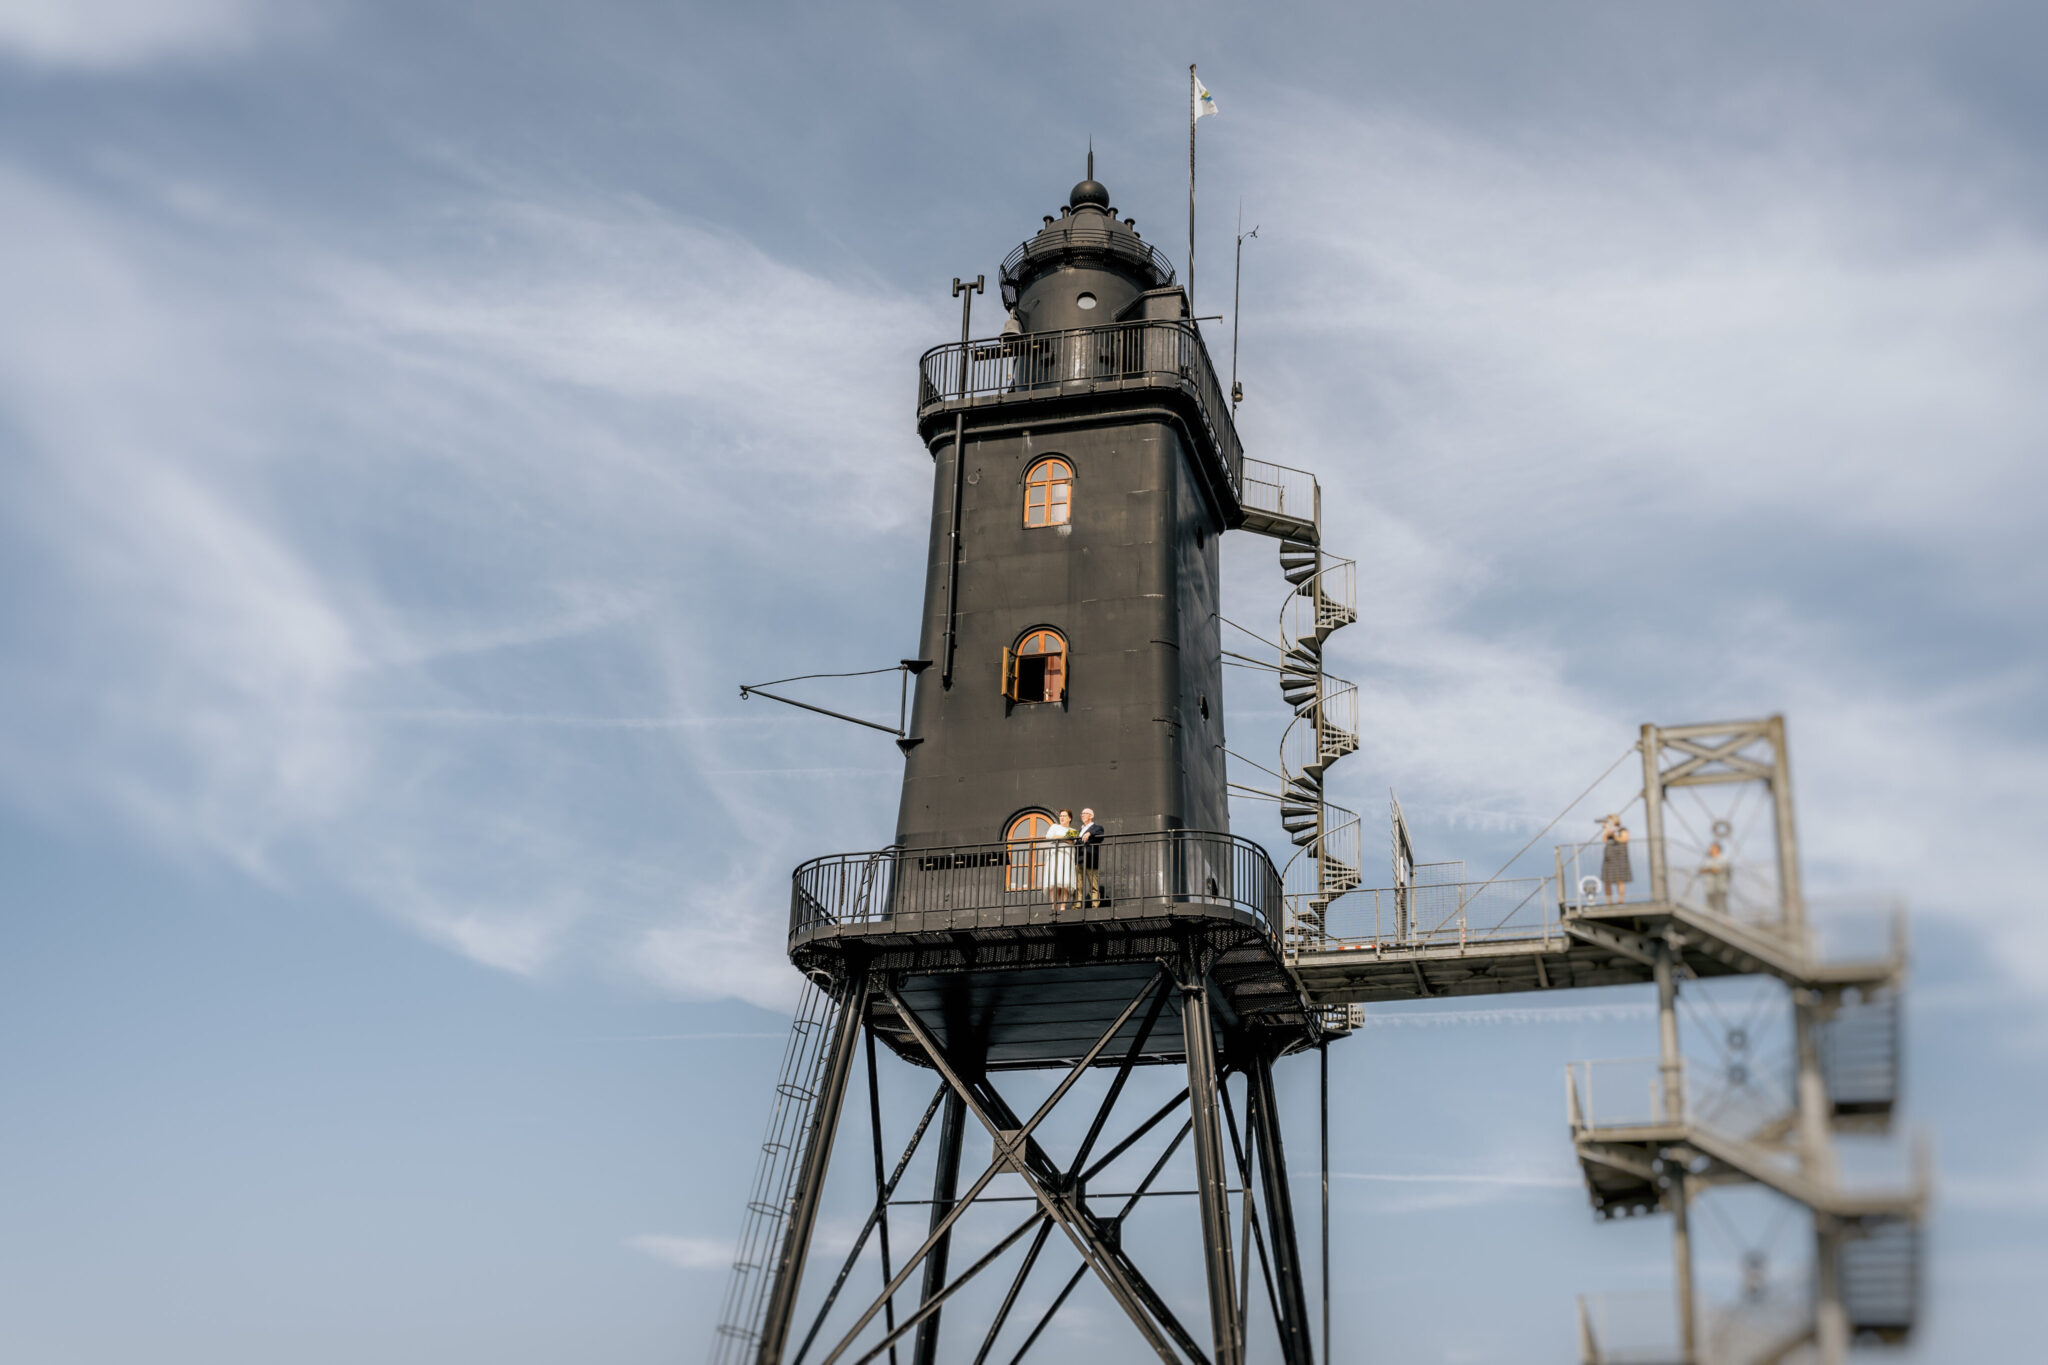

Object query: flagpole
[1188,63,1197,313]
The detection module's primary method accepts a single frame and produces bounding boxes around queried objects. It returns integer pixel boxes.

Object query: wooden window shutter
[1002,645,1017,700]
[1046,649,1065,702]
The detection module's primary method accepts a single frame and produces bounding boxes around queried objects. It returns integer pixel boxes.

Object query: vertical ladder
[709,980,843,1364]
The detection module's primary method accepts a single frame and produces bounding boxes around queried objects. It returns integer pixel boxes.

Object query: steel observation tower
[712,160,1928,1365]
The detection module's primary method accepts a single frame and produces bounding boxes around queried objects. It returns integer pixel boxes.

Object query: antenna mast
[1231,207,1257,408]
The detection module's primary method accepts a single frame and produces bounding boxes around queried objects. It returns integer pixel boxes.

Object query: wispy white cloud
[625,1232,732,1271]
[0,159,936,1004]
[0,0,283,68]
[3,39,2043,1023]
[1333,1167,1580,1213]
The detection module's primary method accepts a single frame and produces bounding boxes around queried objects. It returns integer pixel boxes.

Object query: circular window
[1075,292,1098,310]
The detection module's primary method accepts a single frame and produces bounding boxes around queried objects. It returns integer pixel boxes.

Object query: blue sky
[1,2,2043,1361]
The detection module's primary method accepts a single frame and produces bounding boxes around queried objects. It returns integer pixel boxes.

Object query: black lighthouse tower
[720,167,1331,1365]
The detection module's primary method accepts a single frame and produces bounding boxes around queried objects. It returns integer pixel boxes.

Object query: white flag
[1194,77,1217,120]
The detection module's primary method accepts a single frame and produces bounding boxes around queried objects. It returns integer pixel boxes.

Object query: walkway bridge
[1282,840,1905,1005]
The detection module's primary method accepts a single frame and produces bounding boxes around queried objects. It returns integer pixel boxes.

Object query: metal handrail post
[1641,725,1669,902]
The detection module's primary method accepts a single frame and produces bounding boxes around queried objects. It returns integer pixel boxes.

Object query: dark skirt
[1601,840,1633,884]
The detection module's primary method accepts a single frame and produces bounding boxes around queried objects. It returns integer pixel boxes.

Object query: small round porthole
[1076,291,1098,310]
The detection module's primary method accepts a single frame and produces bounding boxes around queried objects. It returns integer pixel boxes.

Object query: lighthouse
[715,165,1327,1365]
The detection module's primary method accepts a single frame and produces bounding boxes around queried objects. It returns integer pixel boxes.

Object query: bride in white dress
[1046,809,1080,910]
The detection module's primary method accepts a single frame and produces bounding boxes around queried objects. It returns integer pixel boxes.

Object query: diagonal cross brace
[1661,730,1774,785]
[886,970,1202,1364]
[818,971,1180,1365]
[973,976,1177,1364]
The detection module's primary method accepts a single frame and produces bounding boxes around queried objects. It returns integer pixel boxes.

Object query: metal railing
[1557,836,1786,927]
[1578,1291,1685,1365]
[999,229,1177,293]
[790,829,1281,939]
[1567,1056,1793,1143]
[1582,1288,1815,1365]
[1280,681,1359,779]
[1292,874,1561,956]
[1280,805,1365,938]
[1703,1287,1814,1365]
[1280,557,1357,653]
[1806,893,1908,968]
[1239,456,1320,531]
[916,319,1242,497]
[1569,1056,1683,1131]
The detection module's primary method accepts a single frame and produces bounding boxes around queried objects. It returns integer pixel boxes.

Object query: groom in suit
[1076,808,1105,907]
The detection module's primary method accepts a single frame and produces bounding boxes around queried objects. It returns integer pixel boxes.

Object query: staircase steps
[1280,804,1320,846]
[1841,1217,1919,1343]
[1279,540,1318,586]
[1284,639,1322,670]
[1279,663,1320,712]
[1820,989,1902,1121]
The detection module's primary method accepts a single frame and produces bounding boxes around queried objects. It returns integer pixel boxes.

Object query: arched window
[1023,457,1072,528]
[1003,628,1066,704]
[1005,810,1055,892]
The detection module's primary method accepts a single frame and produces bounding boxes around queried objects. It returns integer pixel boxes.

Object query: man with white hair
[1076,807,1105,907]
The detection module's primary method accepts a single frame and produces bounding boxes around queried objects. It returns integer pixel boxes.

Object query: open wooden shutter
[1046,649,1065,702]
[1002,646,1017,700]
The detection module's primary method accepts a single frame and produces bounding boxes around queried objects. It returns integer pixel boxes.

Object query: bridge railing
[1298,873,1560,955]
[1556,836,1787,927]
[1580,1287,1813,1365]
[791,829,1281,940]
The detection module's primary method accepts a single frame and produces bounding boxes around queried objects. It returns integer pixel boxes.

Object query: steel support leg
[1319,1042,1330,1365]
[758,975,872,1365]
[865,1030,901,1365]
[1250,1053,1316,1365]
[910,1090,967,1365]
[1654,944,1694,1360]
[1797,999,1847,1365]
[1814,1219,1849,1365]
[1669,1169,1695,1365]
[1182,963,1243,1365]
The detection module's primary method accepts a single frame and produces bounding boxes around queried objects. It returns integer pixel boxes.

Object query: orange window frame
[1003,628,1067,703]
[1006,811,1055,892]
[1024,458,1073,528]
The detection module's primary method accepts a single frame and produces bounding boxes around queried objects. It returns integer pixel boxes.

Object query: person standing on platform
[1700,840,1731,915]
[1046,809,1080,912]
[1076,808,1105,907]
[1598,813,1633,905]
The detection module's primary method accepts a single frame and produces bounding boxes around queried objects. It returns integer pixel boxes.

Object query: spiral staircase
[1237,458,1361,954]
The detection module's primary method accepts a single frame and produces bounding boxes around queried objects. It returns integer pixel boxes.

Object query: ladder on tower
[709,980,844,1365]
